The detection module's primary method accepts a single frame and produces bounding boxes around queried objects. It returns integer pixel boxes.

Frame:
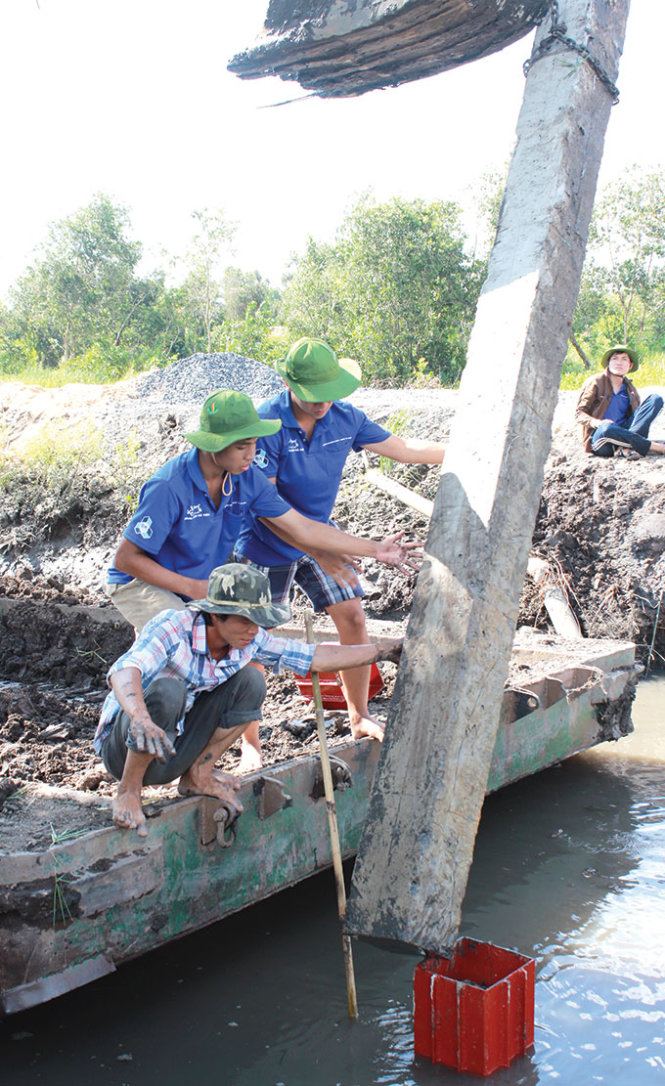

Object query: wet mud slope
[1,359,664,831]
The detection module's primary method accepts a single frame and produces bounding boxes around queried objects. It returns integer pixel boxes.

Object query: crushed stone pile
[136,352,285,404]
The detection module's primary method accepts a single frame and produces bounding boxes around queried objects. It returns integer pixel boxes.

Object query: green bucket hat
[601,344,639,372]
[184,390,281,452]
[187,563,291,628]
[276,337,361,402]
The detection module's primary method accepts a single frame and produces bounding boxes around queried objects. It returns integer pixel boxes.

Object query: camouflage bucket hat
[187,563,291,628]
[276,337,361,402]
[185,390,281,453]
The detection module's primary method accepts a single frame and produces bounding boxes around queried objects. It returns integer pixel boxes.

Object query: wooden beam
[346,0,630,952]
[229,1,549,97]
[363,468,434,518]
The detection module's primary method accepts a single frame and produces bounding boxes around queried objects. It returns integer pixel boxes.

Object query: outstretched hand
[375,531,423,574]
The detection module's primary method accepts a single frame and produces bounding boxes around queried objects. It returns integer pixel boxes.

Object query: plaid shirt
[95,608,316,754]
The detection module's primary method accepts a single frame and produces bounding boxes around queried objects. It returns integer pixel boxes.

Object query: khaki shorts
[105,578,187,632]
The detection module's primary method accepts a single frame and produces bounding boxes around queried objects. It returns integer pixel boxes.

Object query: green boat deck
[0,632,638,1016]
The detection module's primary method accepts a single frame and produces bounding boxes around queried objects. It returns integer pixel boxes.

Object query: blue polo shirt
[604,384,631,426]
[235,391,390,565]
[107,447,291,594]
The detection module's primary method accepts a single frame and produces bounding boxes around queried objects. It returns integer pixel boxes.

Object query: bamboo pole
[305,613,358,1020]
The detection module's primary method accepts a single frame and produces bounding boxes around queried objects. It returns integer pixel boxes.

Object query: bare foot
[238,739,263,773]
[112,788,147,837]
[649,441,665,454]
[178,767,244,814]
[349,714,386,742]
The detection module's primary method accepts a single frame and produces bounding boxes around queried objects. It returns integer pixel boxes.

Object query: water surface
[3,680,664,1085]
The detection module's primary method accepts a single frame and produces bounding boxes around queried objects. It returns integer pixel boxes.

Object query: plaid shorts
[234,553,365,613]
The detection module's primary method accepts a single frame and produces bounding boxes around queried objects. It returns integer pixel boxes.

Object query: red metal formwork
[414,937,535,1076]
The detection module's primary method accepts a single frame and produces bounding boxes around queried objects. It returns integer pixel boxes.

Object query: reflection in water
[2,681,664,1085]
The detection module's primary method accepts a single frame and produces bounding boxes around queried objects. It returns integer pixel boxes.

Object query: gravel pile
[137,352,284,405]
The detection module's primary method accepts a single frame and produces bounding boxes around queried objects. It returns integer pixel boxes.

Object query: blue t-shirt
[107,447,290,594]
[235,392,390,564]
[604,384,631,426]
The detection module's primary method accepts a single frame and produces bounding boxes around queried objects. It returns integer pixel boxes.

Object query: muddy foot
[178,767,244,814]
[112,789,147,837]
[349,714,385,742]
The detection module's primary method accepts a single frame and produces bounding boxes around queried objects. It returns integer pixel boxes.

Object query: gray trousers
[101,668,266,784]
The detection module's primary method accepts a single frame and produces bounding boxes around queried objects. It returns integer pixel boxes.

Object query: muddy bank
[1,364,664,816]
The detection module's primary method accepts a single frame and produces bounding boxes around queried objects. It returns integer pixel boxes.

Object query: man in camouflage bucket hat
[96,563,402,837]
[106,388,419,771]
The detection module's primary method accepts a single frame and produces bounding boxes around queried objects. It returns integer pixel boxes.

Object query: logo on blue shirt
[184,504,208,521]
[134,516,154,540]
[254,448,269,470]
[287,438,304,454]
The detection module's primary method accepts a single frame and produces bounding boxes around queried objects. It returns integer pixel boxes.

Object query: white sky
[0,0,662,296]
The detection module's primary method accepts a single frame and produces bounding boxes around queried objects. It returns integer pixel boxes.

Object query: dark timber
[229,0,549,97]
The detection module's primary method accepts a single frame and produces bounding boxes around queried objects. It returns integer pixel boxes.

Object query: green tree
[223,267,278,321]
[281,194,482,385]
[182,208,236,352]
[468,167,507,263]
[583,167,665,350]
[8,194,142,366]
[214,302,285,365]
[280,237,342,340]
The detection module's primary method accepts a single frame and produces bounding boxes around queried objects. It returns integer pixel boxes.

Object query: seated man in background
[106,389,416,770]
[575,344,665,458]
[96,563,402,837]
[235,336,445,749]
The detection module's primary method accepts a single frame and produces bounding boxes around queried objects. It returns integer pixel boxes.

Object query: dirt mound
[1,366,665,818]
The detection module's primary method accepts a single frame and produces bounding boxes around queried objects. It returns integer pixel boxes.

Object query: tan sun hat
[601,345,639,372]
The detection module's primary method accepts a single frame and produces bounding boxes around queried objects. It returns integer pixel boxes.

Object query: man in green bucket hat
[576,345,665,457]
[97,562,402,836]
[234,337,446,752]
[106,388,417,768]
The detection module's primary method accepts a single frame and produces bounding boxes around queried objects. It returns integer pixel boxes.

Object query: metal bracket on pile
[310,755,353,800]
[254,775,293,821]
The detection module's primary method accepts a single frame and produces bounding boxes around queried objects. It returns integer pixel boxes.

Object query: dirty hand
[312,550,362,588]
[377,639,403,665]
[375,531,423,574]
[129,716,176,762]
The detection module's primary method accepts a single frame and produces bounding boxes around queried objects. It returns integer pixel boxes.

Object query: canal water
[2,679,664,1085]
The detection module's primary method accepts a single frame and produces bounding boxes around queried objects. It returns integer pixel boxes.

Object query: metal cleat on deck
[310,755,353,800]
[254,775,293,821]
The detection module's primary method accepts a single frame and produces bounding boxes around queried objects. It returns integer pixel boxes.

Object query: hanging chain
[523,0,620,104]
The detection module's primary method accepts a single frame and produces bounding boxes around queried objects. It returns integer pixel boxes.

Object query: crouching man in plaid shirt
[95,562,402,837]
